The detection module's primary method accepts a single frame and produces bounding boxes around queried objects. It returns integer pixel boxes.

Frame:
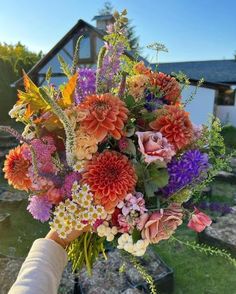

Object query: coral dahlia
[150,72,181,104]
[150,105,193,150]
[3,145,32,191]
[83,151,137,212]
[77,94,129,142]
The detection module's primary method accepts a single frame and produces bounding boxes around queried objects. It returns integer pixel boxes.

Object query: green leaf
[132,228,141,243]
[133,161,145,179]
[58,55,71,78]
[45,67,52,83]
[144,179,158,198]
[148,164,169,188]
[124,95,136,108]
[123,138,136,157]
[142,111,157,123]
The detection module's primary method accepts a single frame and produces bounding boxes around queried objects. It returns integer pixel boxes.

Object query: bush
[221,125,236,150]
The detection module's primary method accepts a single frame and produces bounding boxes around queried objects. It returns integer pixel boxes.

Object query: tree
[0,42,42,123]
[98,1,141,53]
[99,1,113,16]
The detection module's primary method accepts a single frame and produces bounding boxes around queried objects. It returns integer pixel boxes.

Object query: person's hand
[45,227,89,249]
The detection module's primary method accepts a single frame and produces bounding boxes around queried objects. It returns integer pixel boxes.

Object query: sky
[1,0,236,63]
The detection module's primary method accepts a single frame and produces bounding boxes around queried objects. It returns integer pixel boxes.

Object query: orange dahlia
[83,151,137,212]
[3,145,32,191]
[150,105,193,150]
[133,61,152,75]
[150,72,181,104]
[77,93,129,142]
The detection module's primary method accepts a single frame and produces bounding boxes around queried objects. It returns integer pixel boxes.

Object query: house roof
[12,19,231,91]
[92,14,114,21]
[13,19,105,87]
[156,59,236,85]
[13,18,146,87]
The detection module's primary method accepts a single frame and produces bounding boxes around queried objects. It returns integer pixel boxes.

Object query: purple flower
[23,136,57,174]
[162,150,209,197]
[144,92,164,112]
[27,196,52,222]
[62,172,81,197]
[97,41,125,91]
[198,201,233,215]
[75,68,96,104]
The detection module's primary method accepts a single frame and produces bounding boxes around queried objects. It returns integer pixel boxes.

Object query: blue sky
[1,0,236,62]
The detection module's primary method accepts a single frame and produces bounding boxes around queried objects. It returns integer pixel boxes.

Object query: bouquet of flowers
[0,9,231,286]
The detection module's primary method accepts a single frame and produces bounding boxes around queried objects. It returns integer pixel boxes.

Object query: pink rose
[136,131,175,164]
[188,207,212,233]
[141,203,183,244]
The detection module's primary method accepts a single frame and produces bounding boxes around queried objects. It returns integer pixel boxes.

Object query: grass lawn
[154,226,236,294]
[0,176,48,257]
[1,172,236,293]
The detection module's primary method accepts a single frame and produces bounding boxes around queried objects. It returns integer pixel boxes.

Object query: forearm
[9,238,68,294]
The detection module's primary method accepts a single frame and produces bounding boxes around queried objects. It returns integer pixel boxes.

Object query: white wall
[215,105,236,126]
[182,85,215,125]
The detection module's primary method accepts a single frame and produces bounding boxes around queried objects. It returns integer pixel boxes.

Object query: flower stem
[84,232,92,276]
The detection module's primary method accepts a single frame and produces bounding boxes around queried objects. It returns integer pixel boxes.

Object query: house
[13,15,236,127]
[157,60,236,126]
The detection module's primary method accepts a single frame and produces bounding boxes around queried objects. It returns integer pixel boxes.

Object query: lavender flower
[162,150,209,197]
[144,92,164,112]
[198,201,233,215]
[27,196,52,222]
[97,41,125,92]
[75,68,96,104]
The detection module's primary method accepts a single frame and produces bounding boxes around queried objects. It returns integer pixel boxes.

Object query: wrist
[45,230,70,249]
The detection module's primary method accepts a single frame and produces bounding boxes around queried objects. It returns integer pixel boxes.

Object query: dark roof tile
[154,60,236,84]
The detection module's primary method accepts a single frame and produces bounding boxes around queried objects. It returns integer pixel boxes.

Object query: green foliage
[0,42,42,74]
[39,87,76,167]
[123,138,136,157]
[134,161,169,198]
[68,232,106,275]
[58,55,71,78]
[98,1,113,15]
[221,124,236,150]
[45,67,52,83]
[155,226,236,293]
[170,235,236,268]
[132,227,142,243]
[183,77,204,106]
[98,1,140,52]
[148,163,169,188]
[127,253,157,294]
[125,20,141,53]
[71,35,84,75]
[103,9,130,50]
[124,95,136,108]
[0,42,42,123]
[192,116,234,200]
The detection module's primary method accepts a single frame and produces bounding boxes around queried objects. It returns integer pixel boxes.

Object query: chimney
[92,14,115,31]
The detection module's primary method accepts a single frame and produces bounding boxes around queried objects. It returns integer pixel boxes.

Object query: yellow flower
[127,74,150,101]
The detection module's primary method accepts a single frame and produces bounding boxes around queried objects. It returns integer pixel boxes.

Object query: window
[79,36,91,59]
[216,89,235,106]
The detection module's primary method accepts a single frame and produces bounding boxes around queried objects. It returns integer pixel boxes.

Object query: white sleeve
[8,238,68,294]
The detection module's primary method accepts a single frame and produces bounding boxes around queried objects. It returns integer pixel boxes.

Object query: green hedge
[221,125,236,149]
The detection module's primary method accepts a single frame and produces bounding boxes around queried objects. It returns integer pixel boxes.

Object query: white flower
[106,234,115,242]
